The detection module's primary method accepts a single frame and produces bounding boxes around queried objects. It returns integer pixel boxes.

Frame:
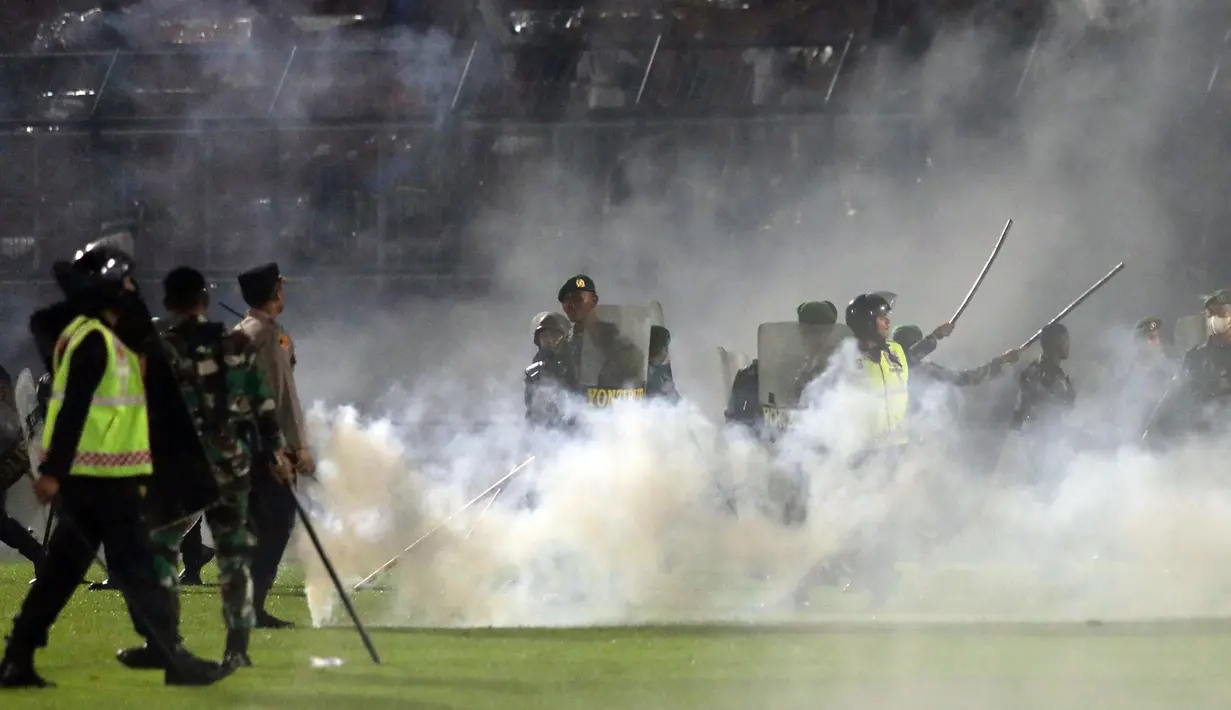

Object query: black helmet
[532,311,570,345]
[845,293,892,341]
[56,242,135,299]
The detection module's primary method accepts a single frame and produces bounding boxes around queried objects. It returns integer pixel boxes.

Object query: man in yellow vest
[0,245,228,689]
[844,293,912,450]
[789,293,912,610]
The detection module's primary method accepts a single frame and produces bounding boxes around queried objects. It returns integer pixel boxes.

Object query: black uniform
[525,350,574,429]
[1174,337,1231,430]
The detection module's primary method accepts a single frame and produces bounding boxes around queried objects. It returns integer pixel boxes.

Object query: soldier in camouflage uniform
[790,301,839,401]
[556,275,645,391]
[116,267,286,672]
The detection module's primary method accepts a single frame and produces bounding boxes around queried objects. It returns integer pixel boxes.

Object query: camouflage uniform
[915,358,1007,387]
[1013,358,1076,429]
[156,315,284,635]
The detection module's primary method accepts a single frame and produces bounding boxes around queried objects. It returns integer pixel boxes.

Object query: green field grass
[0,561,1228,709]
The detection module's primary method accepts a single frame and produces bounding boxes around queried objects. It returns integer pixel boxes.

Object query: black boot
[0,645,52,689]
[223,629,252,669]
[179,546,215,587]
[255,610,294,630]
[163,645,231,687]
[116,643,170,670]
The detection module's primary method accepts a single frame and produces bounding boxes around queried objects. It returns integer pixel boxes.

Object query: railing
[0,24,1227,283]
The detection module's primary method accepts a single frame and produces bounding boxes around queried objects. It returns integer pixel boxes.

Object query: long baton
[289,486,381,665]
[1018,262,1126,350]
[951,218,1013,325]
[352,456,535,591]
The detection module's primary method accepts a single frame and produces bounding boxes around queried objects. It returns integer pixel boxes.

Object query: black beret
[1040,322,1068,343]
[1135,317,1162,334]
[557,274,596,302]
[238,262,282,308]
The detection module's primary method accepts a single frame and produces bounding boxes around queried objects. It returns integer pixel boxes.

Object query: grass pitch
[0,562,1227,709]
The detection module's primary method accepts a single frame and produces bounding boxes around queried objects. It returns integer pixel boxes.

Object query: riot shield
[717,346,752,399]
[757,321,853,428]
[578,303,653,407]
[1174,314,1206,356]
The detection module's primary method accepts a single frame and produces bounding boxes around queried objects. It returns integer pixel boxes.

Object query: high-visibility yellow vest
[862,340,911,446]
[41,316,152,477]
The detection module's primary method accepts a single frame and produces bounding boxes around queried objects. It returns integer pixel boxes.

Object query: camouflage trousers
[150,490,256,632]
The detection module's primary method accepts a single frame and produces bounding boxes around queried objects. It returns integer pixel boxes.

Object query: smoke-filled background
[2,0,1231,629]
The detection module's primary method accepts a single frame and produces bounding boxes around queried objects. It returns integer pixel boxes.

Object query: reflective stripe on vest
[865,340,911,445]
[41,316,152,478]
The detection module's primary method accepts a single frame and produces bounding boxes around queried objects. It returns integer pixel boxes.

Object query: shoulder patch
[278,333,292,352]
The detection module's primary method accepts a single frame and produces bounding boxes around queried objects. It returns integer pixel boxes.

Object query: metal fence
[0,26,1225,283]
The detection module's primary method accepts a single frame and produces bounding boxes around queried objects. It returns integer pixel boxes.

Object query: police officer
[0,245,225,688]
[116,267,289,671]
[0,366,43,567]
[235,262,311,629]
[525,311,573,428]
[647,326,679,402]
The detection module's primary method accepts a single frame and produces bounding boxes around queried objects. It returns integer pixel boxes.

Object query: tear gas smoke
[25,2,1231,626]
[277,4,1231,628]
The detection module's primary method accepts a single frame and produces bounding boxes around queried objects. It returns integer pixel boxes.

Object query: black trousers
[249,472,295,614]
[6,476,180,656]
[180,518,209,572]
[0,487,43,565]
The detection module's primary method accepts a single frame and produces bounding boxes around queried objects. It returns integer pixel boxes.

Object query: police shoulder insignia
[278,333,291,352]
[576,278,586,288]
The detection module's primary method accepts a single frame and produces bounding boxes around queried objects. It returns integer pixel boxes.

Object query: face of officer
[272,278,287,316]
[538,329,565,353]
[1044,333,1070,360]
[876,312,891,340]
[1142,330,1163,349]
[561,291,596,325]
[1208,303,1231,339]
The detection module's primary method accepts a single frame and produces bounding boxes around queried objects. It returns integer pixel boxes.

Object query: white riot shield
[15,369,36,438]
[578,303,653,407]
[1174,314,1206,356]
[717,347,752,400]
[757,321,854,428]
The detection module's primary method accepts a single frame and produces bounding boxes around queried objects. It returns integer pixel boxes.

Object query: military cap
[797,301,838,326]
[557,274,596,302]
[1135,317,1163,335]
[238,262,283,308]
[163,266,209,311]
[1203,289,1231,310]
[892,324,925,350]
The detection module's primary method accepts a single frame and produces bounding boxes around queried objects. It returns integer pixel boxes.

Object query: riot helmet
[56,241,136,300]
[845,293,892,342]
[532,311,570,348]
